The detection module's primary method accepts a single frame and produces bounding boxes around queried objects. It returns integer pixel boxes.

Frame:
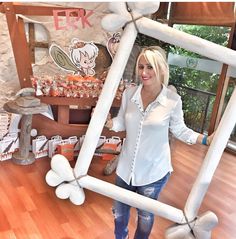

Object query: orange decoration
[57,143,75,161]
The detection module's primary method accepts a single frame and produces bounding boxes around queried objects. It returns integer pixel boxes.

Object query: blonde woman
[105,46,213,239]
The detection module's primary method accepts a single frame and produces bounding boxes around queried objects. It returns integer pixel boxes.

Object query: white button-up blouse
[111,84,200,186]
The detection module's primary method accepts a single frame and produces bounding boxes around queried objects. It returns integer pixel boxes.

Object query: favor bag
[0,111,10,139]
[0,138,14,161]
[57,138,75,161]
[32,135,49,159]
[48,135,63,158]
[68,136,80,156]
[101,136,122,161]
[94,136,106,156]
[1,132,19,156]
[0,133,19,161]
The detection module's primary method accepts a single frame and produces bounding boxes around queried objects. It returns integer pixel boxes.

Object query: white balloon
[101,14,127,32]
[45,170,63,187]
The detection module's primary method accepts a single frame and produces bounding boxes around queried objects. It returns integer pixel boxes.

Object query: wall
[0,13,20,108]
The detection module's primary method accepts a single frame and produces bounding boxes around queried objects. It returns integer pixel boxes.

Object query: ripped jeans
[112,173,170,239]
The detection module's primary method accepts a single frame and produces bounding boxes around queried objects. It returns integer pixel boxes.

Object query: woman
[105,46,213,239]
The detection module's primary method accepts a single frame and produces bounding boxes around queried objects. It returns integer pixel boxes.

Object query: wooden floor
[0,140,236,239]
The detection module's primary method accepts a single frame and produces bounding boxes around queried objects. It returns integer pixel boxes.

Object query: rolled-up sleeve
[170,97,199,144]
[111,89,128,132]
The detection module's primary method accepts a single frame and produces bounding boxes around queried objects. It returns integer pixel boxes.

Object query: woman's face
[138,55,160,87]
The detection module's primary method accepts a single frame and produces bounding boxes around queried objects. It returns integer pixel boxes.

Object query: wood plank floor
[0,139,236,239]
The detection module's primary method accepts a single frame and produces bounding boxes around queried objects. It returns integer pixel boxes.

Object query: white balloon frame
[46,3,236,238]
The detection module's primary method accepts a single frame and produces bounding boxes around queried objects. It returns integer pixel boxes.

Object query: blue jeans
[112,173,170,239]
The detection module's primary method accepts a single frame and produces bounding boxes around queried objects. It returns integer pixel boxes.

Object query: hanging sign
[53,9,94,30]
[168,53,236,77]
[107,32,121,59]
[49,38,99,76]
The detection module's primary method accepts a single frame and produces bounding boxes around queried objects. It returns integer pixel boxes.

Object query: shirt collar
[131,84,142,104]
[131,84,168,107]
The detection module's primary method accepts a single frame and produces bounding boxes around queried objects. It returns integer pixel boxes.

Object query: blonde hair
[135,46,169,86]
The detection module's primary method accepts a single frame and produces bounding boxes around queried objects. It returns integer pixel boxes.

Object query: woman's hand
[207,133,215,145]
[198,132,215,146]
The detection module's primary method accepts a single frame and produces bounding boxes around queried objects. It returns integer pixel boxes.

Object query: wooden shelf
[32,114,125,139]
[0,3,82,16]
[38,96,121,108]
[32,96,123,138]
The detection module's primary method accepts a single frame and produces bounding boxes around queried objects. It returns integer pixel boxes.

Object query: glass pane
[168,24,231,134]
[223,77,236,152]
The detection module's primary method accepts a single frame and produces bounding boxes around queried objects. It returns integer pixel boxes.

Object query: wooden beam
[34,42,49,48]
[28,23,35,63]
[0,3,4,13]
[169,2,235,27]
[208,23,236,134]
[28,23,49,63]
[38,96,121,108]
[57,105,70,124]
[151,2,169,21]
[4,3,33,88]
[32,114,126,139]
[1,3,84,16]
